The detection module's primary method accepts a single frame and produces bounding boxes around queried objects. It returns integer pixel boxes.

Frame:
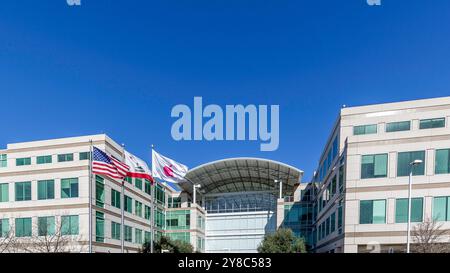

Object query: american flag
[92,147,130,180]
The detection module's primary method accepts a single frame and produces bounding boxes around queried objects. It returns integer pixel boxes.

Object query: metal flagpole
[150,148,192,252]
[150,145,155,254]
[121,179,125,253]
[88,140,93,253]
[121,144,126,253]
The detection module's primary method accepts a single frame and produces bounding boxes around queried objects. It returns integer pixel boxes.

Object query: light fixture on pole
[193,184,202,206]
[406,159,423,253]
[274,179,282,199]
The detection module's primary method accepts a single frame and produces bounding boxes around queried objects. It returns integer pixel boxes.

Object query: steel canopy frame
[182,157,303,197]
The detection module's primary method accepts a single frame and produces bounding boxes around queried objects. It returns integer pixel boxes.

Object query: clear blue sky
[1,0,450,181]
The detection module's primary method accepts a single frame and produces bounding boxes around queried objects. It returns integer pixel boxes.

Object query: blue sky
[1,0,450,181]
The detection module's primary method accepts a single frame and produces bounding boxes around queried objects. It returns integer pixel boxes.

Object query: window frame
[111,189,121,209]
[16,157,31,166]
[38,216,55,236]
[57,153,74,162]
[0,183,9,202]
[419,118,445,130]
[15,217,32,237]
[37,180,55,200]
[111,222,121,240]
[397,151,425,177]
[37,155,52,164]
[0,154,6,168]
[395,197,424,223]
[95,211,105,242]
[386,121,411,133]
[61,178,79,199]
[361,154,388,179]
[79,152,90,160]
[359,199,386,224]
[15,181,32,201]
[353,124,377,135]
[435,149,450,175]
[61,215,79,235]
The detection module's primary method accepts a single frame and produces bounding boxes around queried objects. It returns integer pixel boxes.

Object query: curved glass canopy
[181,157,304,197]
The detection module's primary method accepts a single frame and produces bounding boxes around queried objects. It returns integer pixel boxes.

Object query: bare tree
[0,215,86,253]
[26,215,87,253]
[0,227,19,253]
[27,217,75,253]
[411,218,450,253]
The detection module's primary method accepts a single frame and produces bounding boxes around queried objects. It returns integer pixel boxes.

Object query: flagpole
[88,140,93,253]
[150,145,155,254]
[121,144,126,253]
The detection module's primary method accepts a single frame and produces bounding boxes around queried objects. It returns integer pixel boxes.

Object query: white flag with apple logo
[152,150,188,183]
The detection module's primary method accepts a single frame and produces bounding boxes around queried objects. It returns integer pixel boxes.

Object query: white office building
[313,96,450,253]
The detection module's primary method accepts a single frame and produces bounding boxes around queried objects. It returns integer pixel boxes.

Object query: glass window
[338,165,345,193]
[15,218,32,237]
[0,183,9,202]
[16,157,31,166]
[386,121,411,132]
[435,149,450,174]
[373,200,386,224]
[337,206,343,233]
[361,154,388,179]
[168,197,182,208]
[111,222,121,240]
[354,124,377,135]
[166,210,190,230]
[38,216,55,236]
[38,180,55,200]
[167,232,190,244]
[61,178,78,198]
[37,155,52,164]
[135,201,143,217]
[124,177,132,184]
[0,219,9,237]
[58,153,73,162]
[395,198,423,223]
[124,195,133,213]
[61,215,79,235]
[144,180,151,195]
[332,136,339,159]
[397,151,425,177]
[331,176,337,196]
[420,118,445,129]
[95,212,104,242]
[135,178,142,190]
[197,215,205,231]
[15,182,31,201]
[79,152,90,160]
[155,208,165,228]
[327,150,332,169]
[330,212,336,233]
[0,154,6,168]
[124,225,133,242]
[144,231,151,243]
[95,175,104,207]
[145,205,151,220]
[433,197,450,221]
[111,189,121,209]
[135,228,143,244]
[360,200,386,224]
[155,184,165,205]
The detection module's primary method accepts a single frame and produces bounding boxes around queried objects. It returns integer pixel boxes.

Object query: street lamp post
[193,184,201,206]
[407,159,423,253]
[274,179,282,199]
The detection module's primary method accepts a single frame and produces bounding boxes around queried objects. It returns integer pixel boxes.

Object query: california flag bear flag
[152,150,188,183]
[124,151,154,183]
